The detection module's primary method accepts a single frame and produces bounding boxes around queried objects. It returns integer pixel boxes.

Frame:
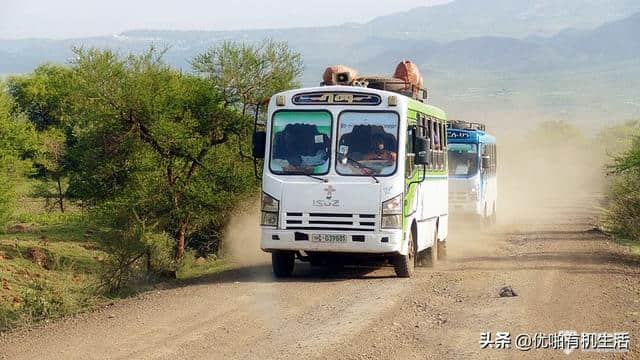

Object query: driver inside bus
[362,134,397,162]
[275,126,329,173]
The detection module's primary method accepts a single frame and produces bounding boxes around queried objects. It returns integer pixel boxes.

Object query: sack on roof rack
[322,65,358,86]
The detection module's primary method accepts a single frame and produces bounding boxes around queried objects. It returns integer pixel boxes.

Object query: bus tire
[491,203,497,226]
[272,251,295,278]
[394,230,416,278]
[437,239,447,260]
[482,204,491,229]
[423,227,438,267]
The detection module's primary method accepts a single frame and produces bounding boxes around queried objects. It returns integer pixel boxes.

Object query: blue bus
[447,120,497,224]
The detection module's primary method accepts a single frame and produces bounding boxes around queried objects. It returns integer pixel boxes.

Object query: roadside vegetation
[599,120,640,251]
[0,40,302,331]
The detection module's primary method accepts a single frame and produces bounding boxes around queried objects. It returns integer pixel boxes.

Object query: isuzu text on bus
[253,62,449,277]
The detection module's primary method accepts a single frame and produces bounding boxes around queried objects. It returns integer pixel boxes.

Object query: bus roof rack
[354,76,428,102]
[447,120,486,132]
[320,63,429,102]
[320,75,428,102]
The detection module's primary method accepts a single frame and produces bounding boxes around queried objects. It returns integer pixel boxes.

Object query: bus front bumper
[260,228,403,254]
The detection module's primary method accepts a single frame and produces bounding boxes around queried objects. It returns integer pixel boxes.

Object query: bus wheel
[437,238,447,260]
[394,231,416,278]
[272,251,295,278]
[423,227,438,267]
[491,203,497,226]
[482,204,491,228]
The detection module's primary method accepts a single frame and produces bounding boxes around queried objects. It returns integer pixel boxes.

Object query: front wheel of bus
[424,228,438,267]
[437,239,447,260]
[491,203,497,226]
[394,231,416,278]
[272,251,295,278]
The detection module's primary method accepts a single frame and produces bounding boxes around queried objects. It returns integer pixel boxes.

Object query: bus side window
[490,144,494,175]
[481,144,487,173]
[419,114,427,137]
[439,120,445,168]
[435,119,444,169]
[406,126,416,178]
[432,118,438,169]
[494,144,497,174]
[493,144,497,175]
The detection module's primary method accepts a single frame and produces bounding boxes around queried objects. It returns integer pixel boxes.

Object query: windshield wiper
[304,174,328,183]
[342,155,379,183]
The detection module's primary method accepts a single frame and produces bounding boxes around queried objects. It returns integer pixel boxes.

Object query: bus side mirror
[252,131,266,159]
[415,136,430,165]
[482,155,491,169]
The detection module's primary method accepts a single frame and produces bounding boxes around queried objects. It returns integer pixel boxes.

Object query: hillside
[1,3,640,128]
[366,0,640,40]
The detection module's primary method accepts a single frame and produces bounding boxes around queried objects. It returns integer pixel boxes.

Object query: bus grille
[285,213,377,232]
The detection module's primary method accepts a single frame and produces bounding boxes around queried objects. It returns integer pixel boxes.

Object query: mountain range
[1,0,640,129]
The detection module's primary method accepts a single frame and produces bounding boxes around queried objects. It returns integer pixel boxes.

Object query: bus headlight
[381,214,403,229]
[261,192,279,226]
[381,194,402,229]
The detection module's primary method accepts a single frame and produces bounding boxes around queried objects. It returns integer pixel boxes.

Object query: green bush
[604,129,640,243]
[94,203,177,292]
[603,170,640,242]
[20,279,67,322]
[0,306,22,331]
[0,177,15,230]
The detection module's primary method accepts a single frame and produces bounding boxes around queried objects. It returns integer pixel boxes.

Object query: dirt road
[1,196,639,359]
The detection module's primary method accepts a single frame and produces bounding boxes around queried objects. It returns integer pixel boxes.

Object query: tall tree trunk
[56,177,64,213]
[176,220,187,259]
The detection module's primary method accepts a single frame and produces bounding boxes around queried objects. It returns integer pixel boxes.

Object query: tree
[595,120,640,243]
[34,128,67,212]
[67,47,258,259]
[192,40,303,159]
[192,39,303,113]
[7,65,74,212]
[0,84,38,228]
[7,64,73,131]
[609,134,640,174]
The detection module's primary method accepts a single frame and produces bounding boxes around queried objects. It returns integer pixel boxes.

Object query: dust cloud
[221,198,269,265]
[446,120,607,258]
[495,127,604,227]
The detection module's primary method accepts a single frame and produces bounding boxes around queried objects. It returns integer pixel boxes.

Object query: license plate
[311,234,347,243]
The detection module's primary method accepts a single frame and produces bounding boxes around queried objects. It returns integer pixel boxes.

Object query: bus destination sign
[292,92,382,106]
[447,130,471,139]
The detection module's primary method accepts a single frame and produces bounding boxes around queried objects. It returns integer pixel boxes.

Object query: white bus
[252,81,449,278]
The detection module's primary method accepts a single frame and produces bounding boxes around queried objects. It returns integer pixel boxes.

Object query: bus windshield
[270,111,332,175]
[336,111,399,176]
[448,143,479,177]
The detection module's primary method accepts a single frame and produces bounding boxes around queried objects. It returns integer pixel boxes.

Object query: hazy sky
[0,0,450,39]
